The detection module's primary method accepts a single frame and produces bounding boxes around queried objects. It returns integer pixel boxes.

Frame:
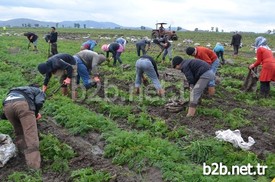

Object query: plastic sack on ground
[0,134,17,167]
[215,129,255,151]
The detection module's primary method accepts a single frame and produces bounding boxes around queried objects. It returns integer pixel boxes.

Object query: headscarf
[254,36,270,50]
[101,44,109,52]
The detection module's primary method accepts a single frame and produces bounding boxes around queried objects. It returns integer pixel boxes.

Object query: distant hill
[0,18,122,29]
[0,18,188,31]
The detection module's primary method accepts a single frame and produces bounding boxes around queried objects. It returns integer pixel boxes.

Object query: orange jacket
[194,46,218,64]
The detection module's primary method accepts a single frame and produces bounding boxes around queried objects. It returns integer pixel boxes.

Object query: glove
[36,113,42,120]
[63,77,71,85]
[249,64,255,69]
[42,85,47,92]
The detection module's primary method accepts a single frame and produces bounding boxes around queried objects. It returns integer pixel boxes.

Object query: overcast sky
[0,0,274,33]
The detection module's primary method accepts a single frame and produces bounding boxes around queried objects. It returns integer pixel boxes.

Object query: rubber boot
[186,107,196,117]
[61,87,68,96]
[72,91,77,101]
[135,87,140,95]
[34,46,38,52]
[208,87,215,96]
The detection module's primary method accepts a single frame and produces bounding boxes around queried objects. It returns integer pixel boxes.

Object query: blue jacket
[82,40,97,50]
[213,44,224,52]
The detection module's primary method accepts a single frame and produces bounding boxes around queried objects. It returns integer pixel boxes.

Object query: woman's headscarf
[254,36,270,50]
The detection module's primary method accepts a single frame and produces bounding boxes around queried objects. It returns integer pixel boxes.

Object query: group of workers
[1,30,274,171]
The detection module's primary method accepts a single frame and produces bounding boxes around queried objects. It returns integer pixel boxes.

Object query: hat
[186,47,195,55]
[172,56,183,68]
[101,44,109,51]
[37,63,50,74]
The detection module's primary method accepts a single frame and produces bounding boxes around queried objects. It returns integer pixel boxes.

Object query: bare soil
[1,63,274,182]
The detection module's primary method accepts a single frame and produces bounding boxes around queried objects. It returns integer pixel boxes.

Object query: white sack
[215,129,255,151]
[0,134,17,167]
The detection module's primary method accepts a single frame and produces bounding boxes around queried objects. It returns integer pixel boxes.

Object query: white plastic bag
[215,129,255,151]
[0,134,17,167]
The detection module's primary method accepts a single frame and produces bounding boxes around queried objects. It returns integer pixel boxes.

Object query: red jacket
[194,46,218,65]
[253,47,275,81]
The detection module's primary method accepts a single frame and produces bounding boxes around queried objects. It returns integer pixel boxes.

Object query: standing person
[48,27,58,56]
[249,36,275,98]
[213,42,225,64]
[135,55,165,96]
[135,37,151,56]
[230,31,242,57]
[186,46,219,95]
[2,84,46,169]
[23,32,38,51]
[159,37,172,63]
[101,43,122,66]
[73,50,106,89]
[115,36,127,48]
[172,56,215,117]
[37,53,77,98]
[80,39,98,51]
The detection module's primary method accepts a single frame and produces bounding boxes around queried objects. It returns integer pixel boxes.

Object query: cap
[186,47,195,56]
[172,56,183,68]
[37,63,50,74]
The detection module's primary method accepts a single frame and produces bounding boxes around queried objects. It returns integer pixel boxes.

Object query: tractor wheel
[151,32,159,39]
[171,34,178,41]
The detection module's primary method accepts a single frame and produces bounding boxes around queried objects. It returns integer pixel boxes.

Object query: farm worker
[135,55,165,96]
[135,37,151,57]
[213,42,226,65]
[159,37,173,63]
[80,39,98,51]
[172,56,215,117]
[186,46,219,95]
[101,43,122,66]
[1,84,46,169]
[249,36,275,98]
[23,32,38,51]
[73,50,106,89]
[37,53,77,99]
[230,31,242,57]
[115,36,127,48]
[48,26,58,56]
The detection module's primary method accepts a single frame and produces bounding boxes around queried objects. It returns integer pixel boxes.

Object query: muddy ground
[1,64,274,182]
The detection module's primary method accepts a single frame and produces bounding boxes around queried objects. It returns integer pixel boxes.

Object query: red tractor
[151,23,178,41]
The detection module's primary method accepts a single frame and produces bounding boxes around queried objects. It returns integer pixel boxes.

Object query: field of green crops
[0,27,274,182]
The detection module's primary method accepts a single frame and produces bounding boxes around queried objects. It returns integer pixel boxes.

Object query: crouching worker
[2,84,46,169]
[37,53,77,99]
[135,55,165,96]
[172,56,215,117]
[73,50,106,89]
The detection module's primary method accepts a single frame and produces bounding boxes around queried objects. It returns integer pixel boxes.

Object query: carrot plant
[7,171,42,182]
[39,133,75,172]
[70,167,112,182]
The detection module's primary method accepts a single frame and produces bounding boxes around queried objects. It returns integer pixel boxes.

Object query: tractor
[151,23,178,41]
